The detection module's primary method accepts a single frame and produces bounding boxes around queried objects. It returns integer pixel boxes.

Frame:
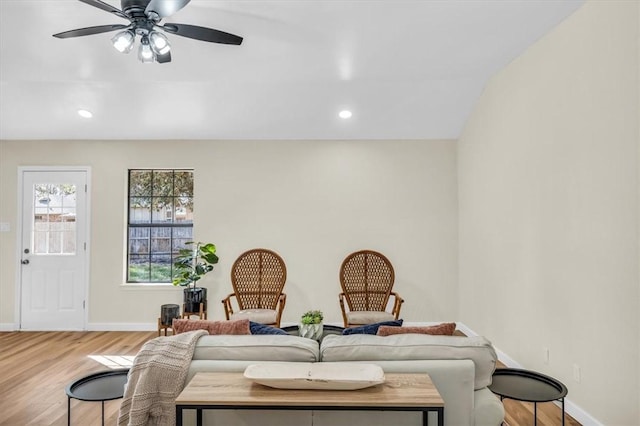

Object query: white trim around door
[15,166,91,330]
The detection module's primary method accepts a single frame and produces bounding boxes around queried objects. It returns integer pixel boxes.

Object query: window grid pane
[127,170,193,283]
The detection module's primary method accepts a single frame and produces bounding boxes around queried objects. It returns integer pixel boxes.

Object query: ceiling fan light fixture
[52,0,243,65]
[149,31,170,55]
[138,35,155,63]
[111,30,135,53]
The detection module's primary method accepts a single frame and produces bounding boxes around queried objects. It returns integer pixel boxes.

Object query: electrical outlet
[573,364,581,383]
[543,348,550,364]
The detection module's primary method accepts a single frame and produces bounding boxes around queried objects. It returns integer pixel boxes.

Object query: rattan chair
[338,250,404,328]
[222,248,287,327]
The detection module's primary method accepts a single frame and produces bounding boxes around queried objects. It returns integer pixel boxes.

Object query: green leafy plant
[172,242,219,289]
[300,310,323,325]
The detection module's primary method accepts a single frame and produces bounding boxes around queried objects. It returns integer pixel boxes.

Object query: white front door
[19,169,89,330]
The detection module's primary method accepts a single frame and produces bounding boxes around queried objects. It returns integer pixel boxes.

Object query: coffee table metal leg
[175,406,182,426]
[561,398,565,426]
[196,408,203,426]
[422,409,443,426]
[101,400,105,426]
[534,402,537,426]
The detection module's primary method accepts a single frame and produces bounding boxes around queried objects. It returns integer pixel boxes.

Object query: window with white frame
[127,169,193,283]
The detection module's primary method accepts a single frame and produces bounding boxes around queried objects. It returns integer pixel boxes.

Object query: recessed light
[339,110,352,119]
[77,109,93,118]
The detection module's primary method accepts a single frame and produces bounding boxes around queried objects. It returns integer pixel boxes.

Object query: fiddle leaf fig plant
[172,242,219,289]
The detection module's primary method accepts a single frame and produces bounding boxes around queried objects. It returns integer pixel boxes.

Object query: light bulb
[339,110,353,119]
[111,30,135,53]
[149,31,170,55]
[138,36,155,63]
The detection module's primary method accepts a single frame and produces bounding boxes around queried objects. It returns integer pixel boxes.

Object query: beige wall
[0,139,458,327]
[459,1,639,424]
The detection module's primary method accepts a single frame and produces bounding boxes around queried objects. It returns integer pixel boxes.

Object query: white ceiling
[0,0,584,141]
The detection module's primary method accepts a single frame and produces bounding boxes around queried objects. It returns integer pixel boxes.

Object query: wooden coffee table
[176,371,444,426]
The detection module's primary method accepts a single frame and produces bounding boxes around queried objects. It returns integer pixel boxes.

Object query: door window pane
[32,184,76,254]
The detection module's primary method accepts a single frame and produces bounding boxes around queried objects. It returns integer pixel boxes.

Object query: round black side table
[65,368,129,426]
[489,368,568,426]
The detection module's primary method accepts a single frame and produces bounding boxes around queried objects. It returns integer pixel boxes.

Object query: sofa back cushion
[319,334,497,389]
[193,335,320,362]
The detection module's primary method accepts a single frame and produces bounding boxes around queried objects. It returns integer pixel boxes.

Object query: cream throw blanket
[118,330,208,426]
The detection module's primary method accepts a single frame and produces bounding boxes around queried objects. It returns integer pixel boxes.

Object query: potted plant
[300,309,324,340]
[173,242,219,315]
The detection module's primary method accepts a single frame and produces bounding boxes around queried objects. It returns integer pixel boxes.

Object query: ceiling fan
[53,0,243,64]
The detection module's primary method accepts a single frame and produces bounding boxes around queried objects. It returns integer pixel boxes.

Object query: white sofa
[185,333,505,426]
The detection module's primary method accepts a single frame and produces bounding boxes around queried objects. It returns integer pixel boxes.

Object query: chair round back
[340,250,395,312]
[231,248,287,310]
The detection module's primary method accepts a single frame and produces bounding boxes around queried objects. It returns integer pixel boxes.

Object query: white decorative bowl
[244,362,385,390]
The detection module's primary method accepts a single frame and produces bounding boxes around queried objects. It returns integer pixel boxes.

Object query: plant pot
[299,323,323,340]
[183,287,207,314]
[160,304,180,326]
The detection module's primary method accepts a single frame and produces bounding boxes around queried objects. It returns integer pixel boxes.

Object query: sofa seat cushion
[320,334,497,389]
[230,309,278,325]
[346,311,396,325]
[193,335,320,362]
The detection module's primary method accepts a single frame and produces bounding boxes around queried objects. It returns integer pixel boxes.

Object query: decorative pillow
[377,322,456,336]
[249,321,288,335]
[172,319,251,335]
[342,319,403,335]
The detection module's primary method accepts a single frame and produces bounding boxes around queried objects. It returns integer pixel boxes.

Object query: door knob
[21,259,29,265]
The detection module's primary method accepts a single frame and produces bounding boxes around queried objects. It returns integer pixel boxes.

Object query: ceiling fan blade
[53,24,129,39]
[156,51,172,63]
[146,0,191,19]
[161,23,243,45]
[78,0,129,20]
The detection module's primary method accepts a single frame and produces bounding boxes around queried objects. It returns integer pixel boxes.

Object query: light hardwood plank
[0,331,581,426]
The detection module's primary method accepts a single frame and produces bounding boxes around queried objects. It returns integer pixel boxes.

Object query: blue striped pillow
[342,319,403,335]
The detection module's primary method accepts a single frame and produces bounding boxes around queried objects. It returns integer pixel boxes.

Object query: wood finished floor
[0,331,581,426]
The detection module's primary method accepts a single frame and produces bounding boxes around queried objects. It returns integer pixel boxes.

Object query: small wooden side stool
[158,304,181,336]
[157,318,174,336]
[182,302,207,319]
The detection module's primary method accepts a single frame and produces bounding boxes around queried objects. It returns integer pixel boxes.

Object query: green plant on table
[300,310,323,325]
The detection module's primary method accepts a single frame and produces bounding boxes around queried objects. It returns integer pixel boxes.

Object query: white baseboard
[564,399,604,426]
[0,323,17,331]
[0,322,159,332]
[87,323,157,331]
[457,322,603,426]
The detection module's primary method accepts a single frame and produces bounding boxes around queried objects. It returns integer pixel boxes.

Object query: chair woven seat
[338,250,404,328]
[222,248,287,327]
